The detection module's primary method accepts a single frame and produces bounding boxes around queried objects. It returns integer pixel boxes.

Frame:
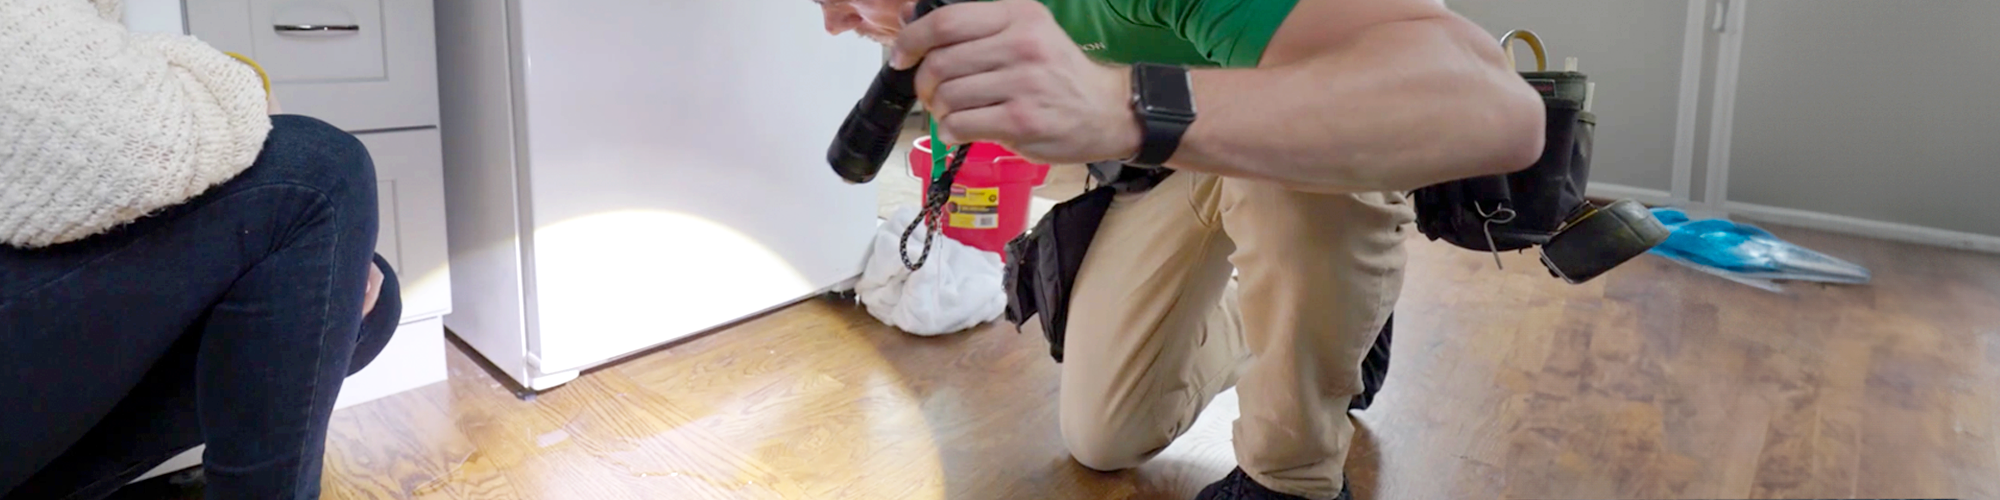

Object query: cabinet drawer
[186,0,438,131]
[353,128,451,322]
[256,0,386,82]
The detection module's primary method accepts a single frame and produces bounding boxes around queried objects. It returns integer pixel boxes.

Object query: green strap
[928,115,950,181]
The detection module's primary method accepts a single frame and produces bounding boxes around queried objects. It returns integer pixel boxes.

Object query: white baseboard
[825,274,863,294]
[1581,182,2000,254]
[1725,201,2000,254]
[1586,182,1681,207]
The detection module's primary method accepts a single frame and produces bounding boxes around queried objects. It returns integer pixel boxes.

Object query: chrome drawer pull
[274,24,360,32]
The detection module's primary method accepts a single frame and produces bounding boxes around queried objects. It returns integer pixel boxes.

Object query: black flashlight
[826,0,955,184]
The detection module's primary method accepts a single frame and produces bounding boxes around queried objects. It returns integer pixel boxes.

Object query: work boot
[1194,467,1350,500]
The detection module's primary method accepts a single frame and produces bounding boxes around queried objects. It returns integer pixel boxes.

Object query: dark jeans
[0,115,401,500]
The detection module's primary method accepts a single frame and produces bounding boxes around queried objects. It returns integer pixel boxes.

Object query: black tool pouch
[1414,74,1592,252]
[1002,185,1114,363]
[1412,29,1667,284]
[1002,164,1171,363]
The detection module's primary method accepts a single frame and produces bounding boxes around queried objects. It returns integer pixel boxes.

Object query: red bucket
[908,137,1050,258]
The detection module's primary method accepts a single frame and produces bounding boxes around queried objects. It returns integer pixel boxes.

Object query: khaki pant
[1053,170,1413,499]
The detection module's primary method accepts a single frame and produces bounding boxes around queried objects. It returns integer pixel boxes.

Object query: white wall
[1724,1,2000,239]
[1449,0,1692,194]
[122,0,185,35]
[1451,0,2000,252]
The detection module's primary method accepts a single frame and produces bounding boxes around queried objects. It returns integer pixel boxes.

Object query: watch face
[1140,102,1196,120]
[1138,67,1196,119]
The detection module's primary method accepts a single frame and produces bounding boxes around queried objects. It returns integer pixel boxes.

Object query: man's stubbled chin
[851,0,908,45]
[862,27,900,45]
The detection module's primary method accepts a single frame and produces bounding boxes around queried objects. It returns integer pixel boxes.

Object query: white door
[509,0,887,374]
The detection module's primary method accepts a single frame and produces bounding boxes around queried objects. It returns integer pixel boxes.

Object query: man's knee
[1064,429,1155,472]
[1061,409,1168,472]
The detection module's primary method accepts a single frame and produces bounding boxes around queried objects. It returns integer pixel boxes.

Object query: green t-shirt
[1039,0,1301,68]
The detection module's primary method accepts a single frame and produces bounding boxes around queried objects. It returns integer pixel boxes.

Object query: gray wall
[1727,0,2000,237]
[1449,0,1692,193]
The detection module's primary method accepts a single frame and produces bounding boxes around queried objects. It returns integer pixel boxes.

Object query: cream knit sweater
[1,0,272,248]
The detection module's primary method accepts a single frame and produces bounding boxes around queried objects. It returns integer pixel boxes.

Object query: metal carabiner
[1499,29,1548,72]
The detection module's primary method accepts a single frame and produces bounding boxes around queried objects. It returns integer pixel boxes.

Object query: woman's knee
[244,115,378,216]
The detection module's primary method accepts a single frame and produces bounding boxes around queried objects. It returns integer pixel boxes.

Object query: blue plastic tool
[1646,208,1871,292]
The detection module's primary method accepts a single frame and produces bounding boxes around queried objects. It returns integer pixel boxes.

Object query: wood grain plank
[311,222,2000,500]
[322,384,522,500]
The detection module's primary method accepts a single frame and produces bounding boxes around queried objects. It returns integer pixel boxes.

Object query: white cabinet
[355,129,453,321]
[133,0,452,482]
[248,0,388,82]
[184,0,451,407]
[186,0,440,132]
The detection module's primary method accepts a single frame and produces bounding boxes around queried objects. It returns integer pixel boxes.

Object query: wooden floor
[318,223,2000,500]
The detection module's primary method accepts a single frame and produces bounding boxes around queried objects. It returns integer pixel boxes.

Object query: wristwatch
[1123,62,1197,167]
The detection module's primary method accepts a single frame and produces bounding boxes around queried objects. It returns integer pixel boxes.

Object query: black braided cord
[899,144,973,271]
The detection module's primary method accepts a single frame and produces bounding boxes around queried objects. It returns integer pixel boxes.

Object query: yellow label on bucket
[950,186,999,207]
[947,185,1000,229]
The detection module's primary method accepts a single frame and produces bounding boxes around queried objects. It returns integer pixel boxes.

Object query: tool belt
[1411,29,1668,283]
[1414,31,1594,255]
[1002,30,1666,361]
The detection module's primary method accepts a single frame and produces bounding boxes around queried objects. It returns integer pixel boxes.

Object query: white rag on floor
[856,206,1006,336]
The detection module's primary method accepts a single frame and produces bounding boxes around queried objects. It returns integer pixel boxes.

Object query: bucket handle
[1500,29,1547,72]
[912,135,1033,164]
[907,136,1049,183]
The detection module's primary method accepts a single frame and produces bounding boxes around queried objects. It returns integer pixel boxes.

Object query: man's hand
[891,0,1138,164]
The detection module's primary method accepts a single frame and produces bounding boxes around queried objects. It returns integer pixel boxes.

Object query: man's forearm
[1157,16,1547,193]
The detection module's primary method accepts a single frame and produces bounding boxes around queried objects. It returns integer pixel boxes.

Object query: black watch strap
[1126,63,1196,167]
[1131,114,1189,166]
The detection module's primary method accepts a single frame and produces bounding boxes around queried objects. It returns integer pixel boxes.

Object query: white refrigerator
[434,0,886,391]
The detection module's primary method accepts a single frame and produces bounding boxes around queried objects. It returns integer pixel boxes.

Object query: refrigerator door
[511,0,886,374]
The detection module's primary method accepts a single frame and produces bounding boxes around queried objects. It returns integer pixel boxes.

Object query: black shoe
[1194,467,1350,500]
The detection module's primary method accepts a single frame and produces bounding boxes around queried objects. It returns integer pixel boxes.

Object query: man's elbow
[1477,81,1546,176]
[1437,15,1547,176]
[1497,92,1546,173]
